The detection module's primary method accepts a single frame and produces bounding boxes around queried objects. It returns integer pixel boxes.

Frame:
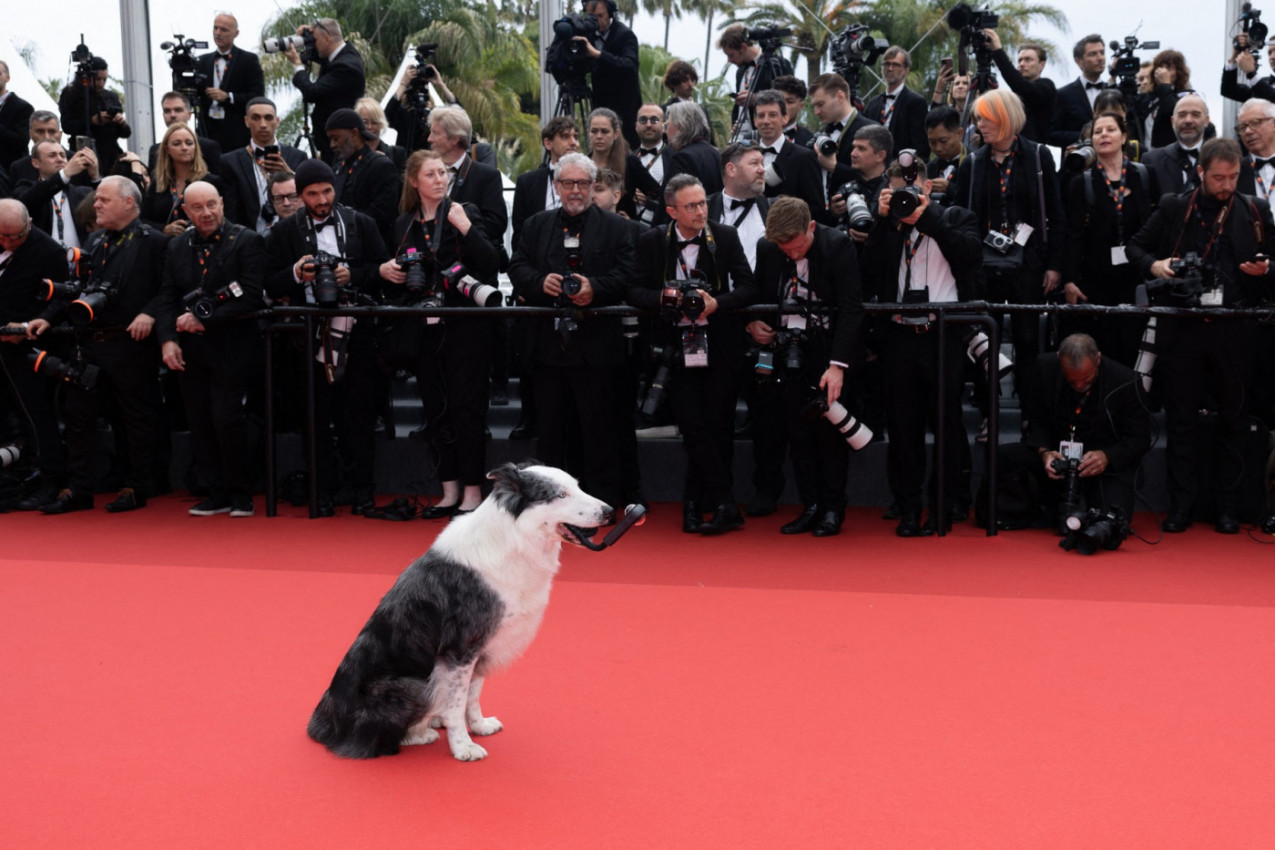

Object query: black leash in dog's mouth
[567,504,648,551]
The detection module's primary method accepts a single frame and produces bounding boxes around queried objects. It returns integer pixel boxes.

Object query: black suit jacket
[148,136,223,176]
[665,140,723,196]
[387,201,500,303]
[195,47,265,151]
[0,92,34,171]
[1127,191,1275,307]
[864,86,929,160]
[1141,143,1198,196]
[824,110,880,194]
[220,144,309,230]
[1050,79,1101,148]
[1221,66,1275,104]
[1063,164,1161,303]
[293,44,367,143]
[335,145,402,249]
[590,21,642,148]
[264,205,388,305]
[40,219,168,328]
[1024,355,1150,474]
[629,221,758,359]
[508,205,636,368]
[16,176,92,245]
[155,222,266,345]
[140,174,227,231]
[58,85,131,170]
[861,202,983,304]
[512,166,553,251]
[0,225,68,324]
[448,156,508,263]
[991,50,1056,145]
[763,140,830,224]
[754,223,864,369]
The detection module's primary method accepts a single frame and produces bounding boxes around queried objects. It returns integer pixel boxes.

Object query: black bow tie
[1181,148,1198,161]
[312,218,332,231]
[678,234,705,249]
[884,94,896,101]
[1085,81,1106,90]
[729,198,755,211]
[640,147,661,156]
[826,121,844,133]
[1255,157,1274,171]
[760,146,778,155]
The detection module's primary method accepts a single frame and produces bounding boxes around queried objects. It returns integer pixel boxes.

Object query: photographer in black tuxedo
[629,174,757,534]
[28,176,169,514]
[58,57,131,172]
[196,14,264,152]
[1127,137,1275,534]
[750,197,865,537]
[285,18,366,155]
[508,153,636,510]
[265,159,388,515]
[155,182,265,518]
[572,0,641,150]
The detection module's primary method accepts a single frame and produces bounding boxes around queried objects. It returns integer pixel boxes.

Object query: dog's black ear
[486,463,528,515]
[485,462,523,483]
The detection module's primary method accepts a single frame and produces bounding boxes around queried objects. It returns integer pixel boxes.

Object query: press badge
[1059,440,1084,461]
[1200,287,1224,306]
[681,326,708,368]
[1110,246,1128,266]
[1012,222,1034,246]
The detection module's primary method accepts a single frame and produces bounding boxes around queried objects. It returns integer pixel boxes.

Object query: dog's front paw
[451,741,488,761]
[469,716,503,736]
[401,728,440,746]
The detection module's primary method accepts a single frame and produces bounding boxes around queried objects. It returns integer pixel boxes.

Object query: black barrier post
[264,324,276,517]
[304,315,318,519]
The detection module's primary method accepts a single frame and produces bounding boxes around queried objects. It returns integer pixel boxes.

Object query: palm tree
[641,0,684,51]
[682,0,735,74]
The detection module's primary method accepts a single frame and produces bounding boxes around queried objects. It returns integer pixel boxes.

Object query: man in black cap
[324,107,401,248]
[265,158,388,515]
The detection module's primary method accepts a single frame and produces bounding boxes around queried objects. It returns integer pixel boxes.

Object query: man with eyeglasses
[863,46,928,160]
[1128,137,1275,534]
[1143,93,1209,194]
[284,18,366,157]
[1234,99,1275,200]
[0,199,73,510]
[266,173,302,222]
[629,174,756,534]
[509,152,637,512]
[221,97,308,234]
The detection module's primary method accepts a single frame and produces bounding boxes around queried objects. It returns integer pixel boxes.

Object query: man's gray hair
[1058,333,1100,365]
[101,174,143,208]
[555,152,597,181]
[664,173,703,205]
[428,104,473,147]
[665,101,710,149]
[316,18,343,42]
[1240,97,1275,120]
[30,110,59,131]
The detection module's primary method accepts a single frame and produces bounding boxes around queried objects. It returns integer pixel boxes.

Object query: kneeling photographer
[156,183,265,518]
[750,196,866,537]
[265,160,388,515]
[994,334,1150,535]
[630,174,757,534]
[378,149,500,519]
[1127,137,1275,534]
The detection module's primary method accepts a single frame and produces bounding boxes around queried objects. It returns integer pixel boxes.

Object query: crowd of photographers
[1,8,1275,548]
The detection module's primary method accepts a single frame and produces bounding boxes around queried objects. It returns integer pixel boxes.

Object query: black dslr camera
[889,149,925,222]
[1138,251,1213,307]
[29,349,100,391]
[304,252,343,308]
[67,279,117,326]
[638,344,678,420]
[1050,455,1083,532]
[161,35,210,98]
[1060,507,1130,555]
[659,280,707,323]
[835,182,874,232]
[1235,4,1268,57]
[182,282,244,320]
[263,25,319,63]
[555,235,585,340]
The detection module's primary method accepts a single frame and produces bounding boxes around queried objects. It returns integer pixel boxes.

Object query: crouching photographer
[750,196,866,537]
[1127,137,1275,533]
[156,182,265,518]
[379,149,501,518]
[629,174,757,534]
[265,159,388,515]
[992,334,1150,536]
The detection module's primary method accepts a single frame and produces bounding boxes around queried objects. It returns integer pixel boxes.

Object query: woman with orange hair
[946,88,1066,419]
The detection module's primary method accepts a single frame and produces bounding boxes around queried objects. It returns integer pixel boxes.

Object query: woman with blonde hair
[141,123,222,236]
[354,96,408,172]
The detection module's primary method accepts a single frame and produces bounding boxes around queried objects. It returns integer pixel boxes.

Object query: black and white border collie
[308,462,612,761]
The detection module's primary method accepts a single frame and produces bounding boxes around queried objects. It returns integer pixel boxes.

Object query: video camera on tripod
[1235,3,1269,58]
[828,23,885,109]
[161,35,210,100]
[1110,31,1160,97]
[946,4,999,93]
[546,12,599,87]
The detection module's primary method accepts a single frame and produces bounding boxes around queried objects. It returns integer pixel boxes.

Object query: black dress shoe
[1162,512,1193,533]
[781,504,820,534]
[420,503,461,520]
[104,488,146,513]
[350,495,376,516]
[1215,512,1241,535]
[812,510,844,537]
[18,483,59,512]
[40,489,93,514]
[1261,514,1275,535]
[315,499,336,518]
[700,503,744,534]
[920,515,949,536]
[744,492,777,517]
[508,422,537,440]
[895,512,928,538]
[682,501,702,534]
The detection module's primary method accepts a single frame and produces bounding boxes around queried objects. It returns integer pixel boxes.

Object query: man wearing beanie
[324,108,400,247]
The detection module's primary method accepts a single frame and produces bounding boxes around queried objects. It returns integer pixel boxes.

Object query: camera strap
[305,208,349,258]
[405,198,450,267]
[664,225,722,292]
[993,149,1015,234]
[1172,190,1232,264]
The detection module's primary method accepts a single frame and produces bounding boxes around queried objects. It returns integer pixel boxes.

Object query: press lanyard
[903,233,925,291]
[994,150,1015,234]
[1101,159,1128,244]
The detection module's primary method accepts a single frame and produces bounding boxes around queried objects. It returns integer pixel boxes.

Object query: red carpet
[3,496,1275,848]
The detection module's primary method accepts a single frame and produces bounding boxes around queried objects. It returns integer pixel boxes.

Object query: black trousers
[63,336,162,495]
[0,342,66,480]
[534,362,626,508]
[999,441,1136,520]
[1158,318,1258,515]
[415,319,491,487]
[987,266,1045,412]
[880,323,970,514]
[311,331,379,496]
[180,332,258,501]
[667,348,740,507]
[773,342,850,512]
[746,359,788,502]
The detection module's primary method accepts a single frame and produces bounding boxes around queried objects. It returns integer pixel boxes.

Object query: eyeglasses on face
[1236,116,1275,133]
[637,116,663,124]
[555,178,593,190]
[272,192,300,203]
[675,200,708,211]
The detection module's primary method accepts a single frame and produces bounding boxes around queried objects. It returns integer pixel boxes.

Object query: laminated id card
[1012,222,1034,246]
[681,326,708,368]
[1200,287,1224,306]
[1110,246,1128,266]
[1059,440,1084,461]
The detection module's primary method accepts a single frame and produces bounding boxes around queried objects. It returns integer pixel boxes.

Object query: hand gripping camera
[182,282,244,320]
[659,280,707,324]
[29,349,100,391]
[801,388,874,451]
[889,149,925,222]
[305,252,343,308]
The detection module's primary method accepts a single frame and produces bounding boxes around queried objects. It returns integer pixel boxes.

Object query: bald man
[1142,93,1210,195]
[196,13,265,150]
